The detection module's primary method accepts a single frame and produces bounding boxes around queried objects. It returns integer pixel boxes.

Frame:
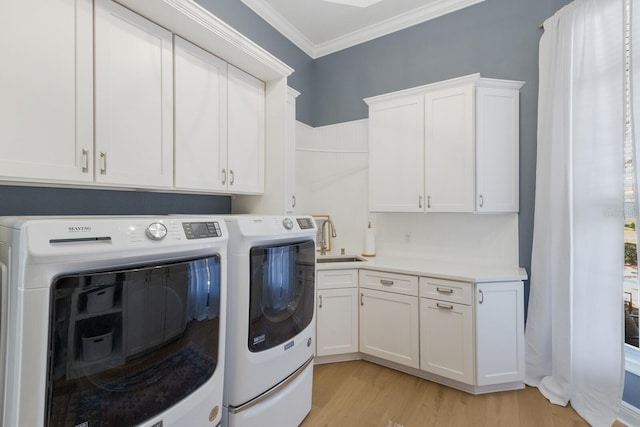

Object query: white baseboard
[619,401,640,426]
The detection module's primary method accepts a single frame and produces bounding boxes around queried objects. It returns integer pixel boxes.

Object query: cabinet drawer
[317,269,358,290]
[359,270,418,296]
[419,277,472,305]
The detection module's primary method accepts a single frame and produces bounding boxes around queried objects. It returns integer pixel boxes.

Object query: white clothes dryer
[221,215,316,427]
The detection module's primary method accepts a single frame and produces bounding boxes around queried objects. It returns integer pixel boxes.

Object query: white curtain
[525,0,625,426]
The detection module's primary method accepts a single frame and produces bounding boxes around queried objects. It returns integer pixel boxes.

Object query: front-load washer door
[248,240,315,352]
[46,255,222,427]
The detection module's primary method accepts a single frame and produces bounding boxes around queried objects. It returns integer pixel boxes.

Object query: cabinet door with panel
[424,84,475,213]
[227,65,265,194]
[475,281,524,386]
[174,36,228,192]
[419,277,474,384]
[367,96,425,212]
[94,0,173,188]
[475,87,520,212]
[0,0,93,183]
[419,296,473,384]
[285,87,299,212]
[316,269,358,356]
[359,288,419,369]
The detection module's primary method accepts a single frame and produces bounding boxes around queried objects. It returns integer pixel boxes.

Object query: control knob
[282,218,294,230]
[146,222,168,240]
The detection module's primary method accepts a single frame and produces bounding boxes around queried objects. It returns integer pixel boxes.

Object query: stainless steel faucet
[320,219,337,255]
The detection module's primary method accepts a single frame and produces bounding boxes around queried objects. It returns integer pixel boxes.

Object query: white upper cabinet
[174,36,228,192]
[366,74,523,214]
[0,0,93,183]
[476,87,521,212]
[94,0,174,188]
[424,84,475,212]
[368,96,425,212]
[227,65,266,194]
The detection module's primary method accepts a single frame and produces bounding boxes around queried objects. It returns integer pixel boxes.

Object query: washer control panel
[182,221,222,239]
[296,217,315,230]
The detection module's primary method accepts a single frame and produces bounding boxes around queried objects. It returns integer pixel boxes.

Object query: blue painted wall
[0,185,230,216]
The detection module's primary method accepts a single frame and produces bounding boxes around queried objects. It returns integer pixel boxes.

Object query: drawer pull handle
[436,287,454,294]
[380,279,394,286]
[319,295,323,308]
[437,303,454,310]
[360,292,364,306]
[479,290,484,304]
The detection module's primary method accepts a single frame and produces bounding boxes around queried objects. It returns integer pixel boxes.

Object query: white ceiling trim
[241,0,486,59]
[241,0,318,57]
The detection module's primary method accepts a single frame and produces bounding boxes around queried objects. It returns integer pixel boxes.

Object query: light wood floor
[301,360,627,427]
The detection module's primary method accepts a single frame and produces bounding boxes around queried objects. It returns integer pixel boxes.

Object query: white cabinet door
[316,288,359,356]
[359,288,419,368]
[0,0,93,183]
[227,65,265,194]
[476,281,524,386]
[174,36,228,192]
[285,88,299,212]
[424,84,475,213]
[368,96,425,212]
[476,87,520,213]
[94,0,173,188]
[419,298,474,384]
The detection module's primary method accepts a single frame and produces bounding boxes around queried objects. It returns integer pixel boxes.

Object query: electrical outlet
[404,232,411,243]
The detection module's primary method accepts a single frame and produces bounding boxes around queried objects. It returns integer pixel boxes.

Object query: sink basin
[317,255,368,263]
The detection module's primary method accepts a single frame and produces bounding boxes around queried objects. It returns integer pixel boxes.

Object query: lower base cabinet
[315,267,524,393]
[475,281,524,386]
[316,270,359,356]
[359,288,419,369]
[419,297,473,384]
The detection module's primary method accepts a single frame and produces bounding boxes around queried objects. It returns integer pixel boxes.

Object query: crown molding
[241,0,485,59]
[241,0,318,57]
[116,0,293,80]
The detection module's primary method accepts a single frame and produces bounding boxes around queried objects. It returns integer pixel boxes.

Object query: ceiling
[240,0,485,58]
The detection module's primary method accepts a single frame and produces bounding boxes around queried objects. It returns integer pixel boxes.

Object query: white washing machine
[221,215,316,427]
[0,216,228,427]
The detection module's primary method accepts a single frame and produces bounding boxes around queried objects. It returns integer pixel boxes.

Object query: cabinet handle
[229,169,235,185]
[479,290,484,304]
[436,302,454,310]
[292,195,296,208]
[82,148,89,173]
[319,295,323,308]
[479,194,484,208]
[380,279,394,286]
[100,151,107,175]
[419,195,423,209]
[222,169,227,185]
[427,195,431,209]
[360,292,364,306]
[436,287,454,294]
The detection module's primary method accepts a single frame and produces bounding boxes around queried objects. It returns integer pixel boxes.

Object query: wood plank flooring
[301,360,627,427]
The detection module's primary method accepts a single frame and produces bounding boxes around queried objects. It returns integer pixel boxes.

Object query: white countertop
[316,254,527,283]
